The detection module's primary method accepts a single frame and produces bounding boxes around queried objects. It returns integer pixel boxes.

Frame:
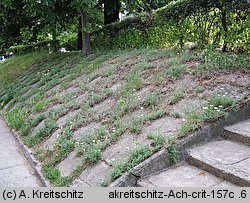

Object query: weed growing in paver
[128,115,145,134]
[110,120,127,141]
[20,118,43,137]
[166,137,177,164]
[76,127,108,164]
[119,71,142,98]
[52,135,75,165]
[207,95,237,110]
[42,163,61,183]
[33,99,46,112]
[147,132,166,148]
[98,180,109,187]
[165,64,187,78]
[178,122,199,137]
[42,162,71,186]
[144,92,159,108]
[168,89,185,105]
[109,161,126,180]
[24,119,57,146]
[109,145,153,180]
[5,108,27,130]
[194,86,205,94]
[201,105,225,122]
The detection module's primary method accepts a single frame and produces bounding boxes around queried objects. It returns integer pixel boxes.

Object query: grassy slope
[0,48,249,186]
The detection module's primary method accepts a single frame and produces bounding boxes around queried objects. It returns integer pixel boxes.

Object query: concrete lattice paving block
[59,86,78,97]
[57,150,81,177]
[57,109,81,127]
[110,83,121,93]
[142,117,183,137]
[43,129,61,150]
[102,133,150,165]
[171,99,206,117]
[201,84,248,101]
[78,161,111,187]
[92,98,115,114]
[122,109,150,123]
[73,122,102,141]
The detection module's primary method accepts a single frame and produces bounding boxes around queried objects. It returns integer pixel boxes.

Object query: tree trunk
[221,9,228,52]
[77,17,83,51]
[104,0,120,25]
[51,28,58,52]
[80,11,91,55]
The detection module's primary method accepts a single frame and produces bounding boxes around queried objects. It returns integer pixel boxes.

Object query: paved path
[0,118,41,187]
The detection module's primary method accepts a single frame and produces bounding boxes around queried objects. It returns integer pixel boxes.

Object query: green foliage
[24,119,58,146]
[93,0,249,53]
[33,99,46,112]
[5,108,27,130]
[144,92,159,108]
[207,95,237,109]
[128,115,145,134]
[147,132,166,148]
[119,71,142,98]
[42,163,61,184]
[166,136,177,164]
[168,89,185,105]
[165,64,187,78]
[109,145,153,180]
[178,122,199,136]
[76,127,107,164]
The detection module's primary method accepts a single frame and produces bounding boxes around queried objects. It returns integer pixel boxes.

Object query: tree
[0,0,34,50]
[23,0,75,52]
[124,0,171,14]
[98,0,121,25]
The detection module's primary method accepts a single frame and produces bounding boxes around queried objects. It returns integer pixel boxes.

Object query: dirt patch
[185,60,201,69]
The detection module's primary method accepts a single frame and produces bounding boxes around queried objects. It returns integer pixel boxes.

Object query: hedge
[91,0,250,52]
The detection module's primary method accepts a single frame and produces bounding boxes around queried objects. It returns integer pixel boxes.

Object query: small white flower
[209,105,214,107]
[219,105,223,108]
[214,107,218,110]
[140,107,144,110]
[203,107,208,110]
[182,118,186,122]
[216,109,220,112]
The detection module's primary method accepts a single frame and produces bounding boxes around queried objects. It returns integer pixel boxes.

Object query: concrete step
[187,140,250,186]
[224,119,250,146]
[137,164,235,187]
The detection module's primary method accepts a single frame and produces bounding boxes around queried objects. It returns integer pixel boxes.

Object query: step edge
[187,155,250,187]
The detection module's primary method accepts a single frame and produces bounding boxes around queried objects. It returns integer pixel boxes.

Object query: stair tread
[138,165,235,187]
[188,140,250,184]
[224,119,250,137]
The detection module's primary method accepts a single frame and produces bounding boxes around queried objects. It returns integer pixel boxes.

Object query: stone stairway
[138,119,250,187]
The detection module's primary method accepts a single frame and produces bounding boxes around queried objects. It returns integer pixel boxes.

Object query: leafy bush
[92,0,249,53]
